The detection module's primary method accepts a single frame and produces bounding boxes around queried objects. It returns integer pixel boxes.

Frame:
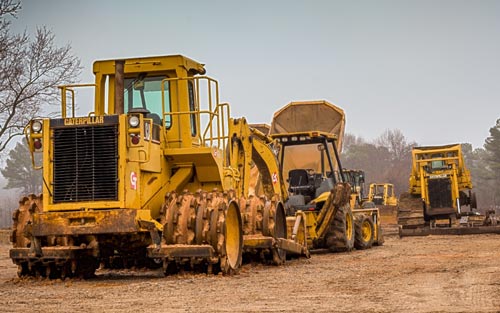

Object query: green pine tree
[484,118,500,206]
[0,139,42,195]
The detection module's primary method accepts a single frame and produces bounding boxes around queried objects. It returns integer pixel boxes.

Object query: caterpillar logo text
[64,116,104,126]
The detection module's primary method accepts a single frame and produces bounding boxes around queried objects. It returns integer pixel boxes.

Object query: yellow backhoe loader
[268,101,384,251]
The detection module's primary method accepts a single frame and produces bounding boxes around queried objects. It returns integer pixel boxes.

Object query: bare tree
[375,129,416,162]
[372,129,416,194]
[0,0,81,153]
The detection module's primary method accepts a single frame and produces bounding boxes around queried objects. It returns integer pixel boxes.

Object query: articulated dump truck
[10,55,308,279]
[398,144,500,236]
[266,101,384,251]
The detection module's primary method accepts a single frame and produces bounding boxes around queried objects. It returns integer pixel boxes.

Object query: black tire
[326,204,355,252]
[354,215,374,250]
[17,262,29,277]
[270,203,287,265]
[75,256,99,279]
[470,192,477,210]
[375,226,385,246]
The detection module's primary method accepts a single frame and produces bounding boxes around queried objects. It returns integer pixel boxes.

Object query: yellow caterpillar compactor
[10,55,307,279]
[398,144,500,236]
[268,101,384,251]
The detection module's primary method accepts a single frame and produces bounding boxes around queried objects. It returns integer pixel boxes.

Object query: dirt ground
[0,233,499,313]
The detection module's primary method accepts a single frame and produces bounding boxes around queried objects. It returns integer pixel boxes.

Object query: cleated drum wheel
[263,200,287,265]
[161,190,243,276]
[219,200,243,274]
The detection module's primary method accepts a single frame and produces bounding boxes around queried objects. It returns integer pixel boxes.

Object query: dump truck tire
[326,204,355,252]
[354,215,374,250]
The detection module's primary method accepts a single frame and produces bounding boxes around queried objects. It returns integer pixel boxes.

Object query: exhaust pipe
[114,60,125,115]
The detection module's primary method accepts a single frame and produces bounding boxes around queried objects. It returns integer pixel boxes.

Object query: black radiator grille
[428,178,452,208]
[372,197,384,205]
[53,125,118,203]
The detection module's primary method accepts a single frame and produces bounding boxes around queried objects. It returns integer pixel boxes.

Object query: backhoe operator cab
[343,169,366,208]
[272,131,345,214]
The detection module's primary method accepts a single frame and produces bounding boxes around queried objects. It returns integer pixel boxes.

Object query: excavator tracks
[397,192,500,237]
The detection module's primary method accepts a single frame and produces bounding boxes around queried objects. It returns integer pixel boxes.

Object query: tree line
[342,129,416,197]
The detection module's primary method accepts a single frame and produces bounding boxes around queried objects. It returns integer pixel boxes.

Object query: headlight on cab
[31,120,42,133]
[128,115,140,128]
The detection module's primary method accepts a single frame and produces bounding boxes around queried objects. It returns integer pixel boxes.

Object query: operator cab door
[124,75,168,143]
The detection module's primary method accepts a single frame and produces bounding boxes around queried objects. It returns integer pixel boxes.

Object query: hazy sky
[10,0,500,148]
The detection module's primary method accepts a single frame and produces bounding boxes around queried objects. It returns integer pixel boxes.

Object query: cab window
[124,75,171,127]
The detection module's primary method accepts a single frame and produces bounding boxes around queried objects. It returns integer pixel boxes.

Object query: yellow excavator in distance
[398,144,500,236]
[368,183,398,207]
[367,183,399,226]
